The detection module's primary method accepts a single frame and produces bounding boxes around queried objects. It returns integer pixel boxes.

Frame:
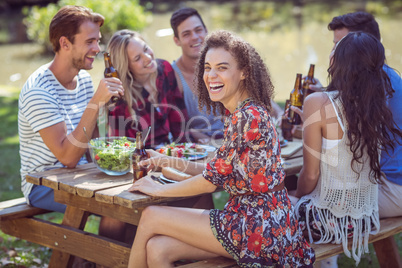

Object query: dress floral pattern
[203,99,315,267]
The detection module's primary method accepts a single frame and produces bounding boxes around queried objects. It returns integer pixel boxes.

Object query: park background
[0,0,401,266]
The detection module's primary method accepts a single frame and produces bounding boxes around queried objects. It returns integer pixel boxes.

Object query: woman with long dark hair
[292,31,402,264]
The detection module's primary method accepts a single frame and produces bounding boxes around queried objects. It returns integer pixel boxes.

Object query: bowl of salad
[89,136,136,176]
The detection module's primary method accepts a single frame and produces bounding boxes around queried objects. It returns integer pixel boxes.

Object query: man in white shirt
[18,5,126,241]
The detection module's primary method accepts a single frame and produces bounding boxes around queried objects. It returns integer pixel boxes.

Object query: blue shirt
[381,65,402,185]
[172,61,224,138]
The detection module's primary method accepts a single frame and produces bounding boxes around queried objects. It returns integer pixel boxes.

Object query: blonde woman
[107,30,188,148]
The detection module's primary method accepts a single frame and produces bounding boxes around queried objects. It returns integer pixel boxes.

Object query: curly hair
[195,30,274,116]
[327,32,402,183]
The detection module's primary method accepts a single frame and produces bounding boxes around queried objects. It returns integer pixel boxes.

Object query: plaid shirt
[108,59,188,148]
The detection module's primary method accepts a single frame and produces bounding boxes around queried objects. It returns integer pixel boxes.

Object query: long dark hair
[327,31,402,182]
[195,30,274,116]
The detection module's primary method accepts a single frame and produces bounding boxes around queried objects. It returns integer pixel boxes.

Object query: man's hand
[92,77,124,106]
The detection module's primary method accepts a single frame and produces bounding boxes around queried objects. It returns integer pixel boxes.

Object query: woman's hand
[309,78,325,92]
[140,149,170,171]
[290,105,303,122]
[128,175,161,196]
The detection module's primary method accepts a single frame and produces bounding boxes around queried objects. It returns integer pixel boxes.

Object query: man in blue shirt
[305,11,402,268]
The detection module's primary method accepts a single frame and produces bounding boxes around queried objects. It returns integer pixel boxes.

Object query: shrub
[23,0,150,53]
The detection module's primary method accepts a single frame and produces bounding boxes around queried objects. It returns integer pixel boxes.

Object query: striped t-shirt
[18,63,93,203]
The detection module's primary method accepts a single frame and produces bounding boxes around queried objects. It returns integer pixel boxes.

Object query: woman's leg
[146,235,220,268]
[128,206,232,268]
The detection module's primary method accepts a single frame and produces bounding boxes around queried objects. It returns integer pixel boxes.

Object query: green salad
[89,136,136,172]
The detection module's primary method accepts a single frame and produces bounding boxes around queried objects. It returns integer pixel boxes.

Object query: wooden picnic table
[24,140,304,268]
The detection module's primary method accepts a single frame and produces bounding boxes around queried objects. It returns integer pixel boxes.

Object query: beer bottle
[302,64,316,97]
[132,132,148,182]
[281,99,293,141]
[103,52,120,103]
[288,73,303,125]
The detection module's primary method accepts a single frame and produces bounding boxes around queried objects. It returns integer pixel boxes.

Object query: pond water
[1,0,401,102]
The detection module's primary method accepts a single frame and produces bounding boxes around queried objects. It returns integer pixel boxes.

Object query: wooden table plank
[282,157,303,176]
[281,139,303,158]
[25,163,96,186]
[95,184,134,204]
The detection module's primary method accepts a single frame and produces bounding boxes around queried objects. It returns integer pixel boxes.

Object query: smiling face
[70,20,101,70]
[203,47,246,112]
[174,15,207,60]
[126,37,157,80]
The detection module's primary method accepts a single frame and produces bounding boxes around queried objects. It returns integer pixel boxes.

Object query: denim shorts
[29,184,66,213]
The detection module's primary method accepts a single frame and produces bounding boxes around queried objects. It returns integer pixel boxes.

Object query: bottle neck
[294,74,302,89]
[308,65,315,78]
[104,53,112,68]
[136,134,144,149]
[105,59,112,68]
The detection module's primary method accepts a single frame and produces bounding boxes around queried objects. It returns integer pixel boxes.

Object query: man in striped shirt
[18,5,127,241]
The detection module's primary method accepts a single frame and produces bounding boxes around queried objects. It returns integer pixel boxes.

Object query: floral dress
[203,99,315,267]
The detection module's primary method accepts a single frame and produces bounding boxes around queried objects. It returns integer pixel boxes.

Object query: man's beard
[72,55,91,71]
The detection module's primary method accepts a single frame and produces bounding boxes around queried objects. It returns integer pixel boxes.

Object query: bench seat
[1,198,401,267]
[0,197,50,222]
[179,216,402,267]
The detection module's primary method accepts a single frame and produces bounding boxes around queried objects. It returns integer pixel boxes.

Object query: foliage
[22,0,151,53]
[0,95,21,201]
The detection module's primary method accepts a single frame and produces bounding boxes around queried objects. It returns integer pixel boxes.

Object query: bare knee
[146,236,175,267]
[138,206,164,232]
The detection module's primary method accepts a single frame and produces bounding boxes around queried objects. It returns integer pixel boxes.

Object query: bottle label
[132,153,148,182]
[290,95,303,107]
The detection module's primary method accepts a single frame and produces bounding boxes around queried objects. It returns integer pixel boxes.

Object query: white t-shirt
[18,63,93,203]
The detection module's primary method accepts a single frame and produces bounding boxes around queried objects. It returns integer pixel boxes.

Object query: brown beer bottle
[302,64,316,97]
[288,73,303,125]
[132,132,148,182]
[103,52,120,103]
[281,99,293,141]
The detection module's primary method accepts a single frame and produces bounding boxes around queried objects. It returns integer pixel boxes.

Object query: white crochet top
[295,91,379,264]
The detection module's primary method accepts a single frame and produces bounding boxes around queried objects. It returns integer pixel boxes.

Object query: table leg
[48,205,89,268]
[373,236,402,268]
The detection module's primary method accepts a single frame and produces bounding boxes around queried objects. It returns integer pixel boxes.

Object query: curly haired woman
[127,30,315,268]
[291,32,402,265]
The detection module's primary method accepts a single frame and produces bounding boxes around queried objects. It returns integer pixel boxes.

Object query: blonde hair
[107,29,158,119]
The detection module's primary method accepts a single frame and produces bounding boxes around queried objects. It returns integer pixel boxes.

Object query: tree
[23,0,150,53]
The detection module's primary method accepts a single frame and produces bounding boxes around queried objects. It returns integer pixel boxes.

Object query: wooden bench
[0,197,50,222]
[179,216,402,268]
[1,198,401,267]
[0,197,132,268]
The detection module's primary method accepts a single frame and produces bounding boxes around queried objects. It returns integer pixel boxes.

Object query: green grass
[0,95,21,201]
